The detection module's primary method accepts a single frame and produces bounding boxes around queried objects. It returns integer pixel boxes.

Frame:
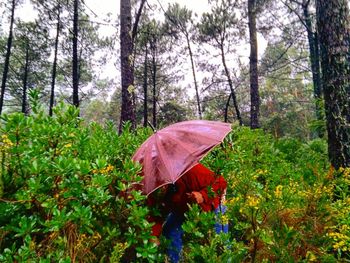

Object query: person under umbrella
[147,163,228,263]
[132,120,232,262]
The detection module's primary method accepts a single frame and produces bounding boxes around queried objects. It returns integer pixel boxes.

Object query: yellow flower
[92,164,114,175]
[226,196,240,206]
[0,134,14,149]
[343,168,350,178]
[306,251,317,262]
[256,169,268,175]
[345,197,350,205]
[220,214,229,225]
[100,164,114,174]
[328,230,350,252]
[341,225,350,231]
[247,195,261,209]
[106,164,114,172]
[274,185,283,198]
[333,240,346,250]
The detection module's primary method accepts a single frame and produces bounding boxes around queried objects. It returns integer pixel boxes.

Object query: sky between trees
[7,0,267,99]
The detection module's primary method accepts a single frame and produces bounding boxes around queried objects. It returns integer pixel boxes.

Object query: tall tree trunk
[302,0,323,136]
[220,44,242,125]
[0,0,16,115]
[152,48,157,129]
[224,93,231,123]
[316,0,350,168]
[49,4,61,116]
[72,0,79,108]
[143,44,148,128]
[132,0,147,44]
[248,0,260,129]
[22,41,29,115]
[185,34,202,120]
[119,0,136,133]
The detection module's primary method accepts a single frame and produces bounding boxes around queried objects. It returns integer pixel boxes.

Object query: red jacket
[170,163,227,214]
[148,163,227,237]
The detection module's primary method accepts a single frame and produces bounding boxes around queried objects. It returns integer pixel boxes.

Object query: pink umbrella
[132,120,231,195]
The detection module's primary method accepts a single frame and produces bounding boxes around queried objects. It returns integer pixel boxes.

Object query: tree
[50,2,61,116]
[165,3,202,119]
[134,16,182,129]
[80,98,110,125]
[31,0,68,116]
[72,0,79,108]
[108,89,121,127]
[119,0,146,132]
[0,0,17,114]
[120,0,136,132]
[297,1,322,126]
[284,0,323,136]
[248,0,260,128]
[149,22,159,128]
[201,91,233,121]
[316,0,350,168]
[260,40,314,139]
[54,1,111,110]
[198,0,244,125]
[142,33,149,128]
[5,21,50,114]
[158,101,188,126]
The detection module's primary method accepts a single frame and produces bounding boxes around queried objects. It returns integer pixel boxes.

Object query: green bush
[0,102,348,262]
[200,127,343,262]
[0,103,160,262]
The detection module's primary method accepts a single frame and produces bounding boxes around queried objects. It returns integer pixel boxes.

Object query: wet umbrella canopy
[132,120,231,195]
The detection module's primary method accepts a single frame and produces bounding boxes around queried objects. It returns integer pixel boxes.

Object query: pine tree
[198,0,244,125]
[316,0,350,168]
[165,3,202,119]
[0,0,17,114]
[248,0,260,128]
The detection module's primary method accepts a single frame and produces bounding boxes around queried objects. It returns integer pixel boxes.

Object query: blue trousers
[162,205,228,263]
[214,204,229,233]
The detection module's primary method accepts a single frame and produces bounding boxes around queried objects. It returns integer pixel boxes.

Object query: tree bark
[220,44,242,125]
[132,0,147,43]
[0,0,16,114]
[72,0,79,108]
[119,0,136,133]
[49,4,61,116]
[185,34,202,120]
[22,41,29,115]
[224,93,231,123]
[152,46,157,129]
[302,0,323,136]
[143,43,148,128]
[316,0,350,168]
[248,0,260,129]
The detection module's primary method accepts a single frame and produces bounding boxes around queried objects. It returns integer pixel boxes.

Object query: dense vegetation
[0,1,349,261]
[0,102,349,262]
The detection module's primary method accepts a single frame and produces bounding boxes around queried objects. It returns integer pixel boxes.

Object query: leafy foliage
[198,127,347,262]
[0,101,159,262]
[0,102,349,262]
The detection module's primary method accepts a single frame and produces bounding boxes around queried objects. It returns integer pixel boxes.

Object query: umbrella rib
[154,134,174,178]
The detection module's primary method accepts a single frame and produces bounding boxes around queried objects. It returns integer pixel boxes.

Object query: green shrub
[201,126,341,262]
[0,103,160,262]
[0,102,348,262]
